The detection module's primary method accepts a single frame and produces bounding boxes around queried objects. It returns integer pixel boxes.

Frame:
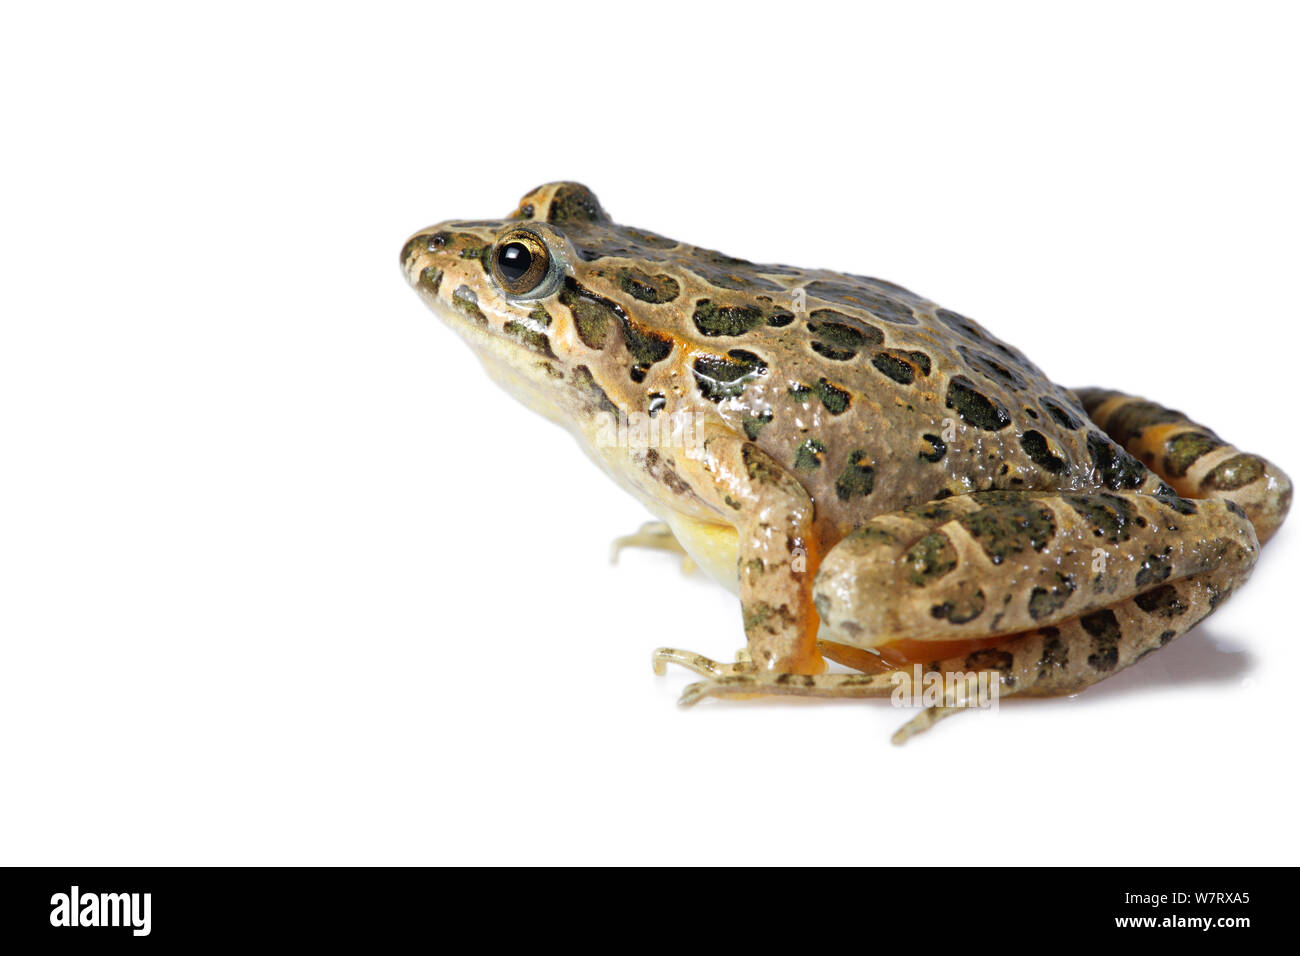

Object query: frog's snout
[399,229,434,281]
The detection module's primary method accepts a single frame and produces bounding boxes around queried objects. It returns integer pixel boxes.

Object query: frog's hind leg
[672,488,1259,742]
[889,558,1245,743]
[1075,387,1292,544]
[675,555,1251,744]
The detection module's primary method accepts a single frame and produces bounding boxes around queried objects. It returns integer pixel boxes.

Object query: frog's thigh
[1076,387,1292,544]
[885,553,1249,743]
[809,489,1258,737]
[813,490,1258,650]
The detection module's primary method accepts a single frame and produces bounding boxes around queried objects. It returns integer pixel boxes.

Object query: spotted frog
[401,183,1290,742]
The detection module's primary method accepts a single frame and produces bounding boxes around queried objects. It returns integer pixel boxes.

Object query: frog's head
[400,182,691,435]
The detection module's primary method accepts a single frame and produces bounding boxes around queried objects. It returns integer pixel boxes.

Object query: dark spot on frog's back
[1020,430,1067,474]
[814,378,851,415]
[935,308,987,341]
[692,300,764,337]
[806,310,882,361]
[692,349,768,403]
[561,278,672,376]
[617,267,680,304]
[620,317,674,378]
[959,500,1056,564]
[1154,491,1198,515]
[945,375,1011,431]
[573,229,676,263]
[1040,397,1083,430]
[805,280,918,325]
[808,310,883,343]
[919,433,946,463]
[1065,492,1136,542]
[560,280,615,349]
[835,450,875,501]
[959,346,1029,391]
[794,438,827,470]
[689,261,783,293]
[1087,432,1148,490]
[871,349,931,385]
[742,410,773,440]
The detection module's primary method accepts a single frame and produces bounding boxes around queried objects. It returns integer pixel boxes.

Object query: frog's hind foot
[891,702,970,745]
[1075,387,1292,544]
[656,648,1007,744]
[666,667,898,706]
[611,521,697,574]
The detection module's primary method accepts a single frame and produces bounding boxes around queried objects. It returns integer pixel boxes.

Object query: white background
[3,2,1296,865]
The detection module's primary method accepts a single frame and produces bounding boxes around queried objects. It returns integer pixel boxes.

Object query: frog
[400,182,1291,742]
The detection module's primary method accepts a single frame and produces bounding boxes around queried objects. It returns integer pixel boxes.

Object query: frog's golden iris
[491,229,550,297]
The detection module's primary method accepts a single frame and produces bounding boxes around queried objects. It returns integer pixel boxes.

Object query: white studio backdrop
[1,2,1296,865]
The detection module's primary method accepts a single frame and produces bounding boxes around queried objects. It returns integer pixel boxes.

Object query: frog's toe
[652,647,750,678]
[611,521,696,574]
[890,705,964,745]
[678,674,764,706]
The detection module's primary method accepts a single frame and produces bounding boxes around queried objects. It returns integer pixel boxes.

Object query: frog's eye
[491,230,552,297]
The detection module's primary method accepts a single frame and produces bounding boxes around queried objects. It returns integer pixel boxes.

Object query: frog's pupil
[498,242,532,282]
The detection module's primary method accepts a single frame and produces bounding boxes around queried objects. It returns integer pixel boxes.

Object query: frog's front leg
[653,433,823,676]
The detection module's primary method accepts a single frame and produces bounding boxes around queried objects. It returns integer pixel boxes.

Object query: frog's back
[533,185,1150,533]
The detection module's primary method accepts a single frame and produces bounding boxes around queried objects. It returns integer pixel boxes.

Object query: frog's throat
[474,348,570,429]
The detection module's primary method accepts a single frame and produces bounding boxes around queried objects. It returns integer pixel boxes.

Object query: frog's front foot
[651,647,753,679]
[611,521,696,575]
